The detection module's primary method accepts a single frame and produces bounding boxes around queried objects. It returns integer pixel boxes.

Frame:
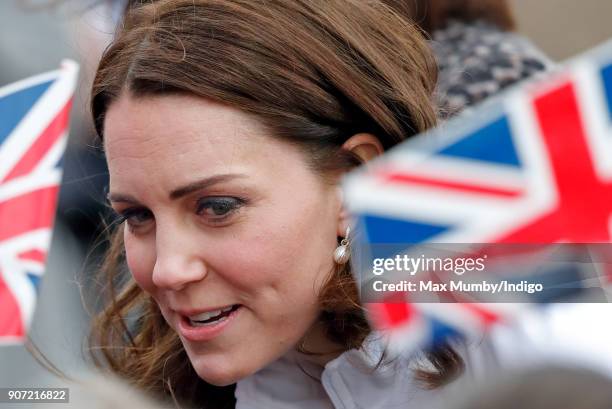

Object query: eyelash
[195,197,246,222]
[115,196,246,231]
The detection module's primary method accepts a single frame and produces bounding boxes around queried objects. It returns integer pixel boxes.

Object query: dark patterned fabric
[431,20,552,118]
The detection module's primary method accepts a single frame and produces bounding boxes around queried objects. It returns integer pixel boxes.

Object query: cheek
[210,201,337,300]
[124,231,157,293]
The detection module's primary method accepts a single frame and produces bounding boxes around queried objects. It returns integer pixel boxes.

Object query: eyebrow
[107,174,247,204]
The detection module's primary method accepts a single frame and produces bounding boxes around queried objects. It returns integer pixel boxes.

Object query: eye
[196,197,245,222]
[115,207,154,230]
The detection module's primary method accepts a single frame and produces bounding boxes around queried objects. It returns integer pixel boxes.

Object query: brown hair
[384,0,516,34]
[89,1,461,408]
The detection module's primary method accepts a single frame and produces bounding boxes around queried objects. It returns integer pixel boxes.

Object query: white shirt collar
[235,332,474,409]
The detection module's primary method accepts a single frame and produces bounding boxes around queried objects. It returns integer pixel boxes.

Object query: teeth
[191,315,229,327]
[189,306,234,322]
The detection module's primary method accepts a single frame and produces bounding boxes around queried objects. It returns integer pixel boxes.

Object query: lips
[177,305,242,342]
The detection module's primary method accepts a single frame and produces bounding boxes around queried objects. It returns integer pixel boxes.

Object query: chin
[201,375,238,387]
[190,355,255,386]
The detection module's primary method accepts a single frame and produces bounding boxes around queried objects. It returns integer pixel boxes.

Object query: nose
[152,225,207,291]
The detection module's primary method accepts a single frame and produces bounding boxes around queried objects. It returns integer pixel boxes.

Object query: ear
[341,133,384,164]
[335,133,384,237]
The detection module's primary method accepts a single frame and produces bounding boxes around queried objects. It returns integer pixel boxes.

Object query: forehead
[104,93,268,166]
[103,93,305,195]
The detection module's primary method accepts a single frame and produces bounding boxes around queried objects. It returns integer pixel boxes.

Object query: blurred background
[511,0,612,60]
[1,0,612,407]
[0,0,117,402]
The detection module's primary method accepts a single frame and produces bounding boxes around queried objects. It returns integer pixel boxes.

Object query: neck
[295,321,345,368]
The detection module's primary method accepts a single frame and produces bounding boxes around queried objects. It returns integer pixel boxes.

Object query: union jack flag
[0,61,79,344]
[344,40,612,355]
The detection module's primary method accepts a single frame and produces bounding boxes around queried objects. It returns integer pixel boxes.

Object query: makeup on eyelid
[113,196,249,231]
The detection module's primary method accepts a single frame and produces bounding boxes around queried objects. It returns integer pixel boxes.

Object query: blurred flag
[0,61,79,344]
[344,39,612,355]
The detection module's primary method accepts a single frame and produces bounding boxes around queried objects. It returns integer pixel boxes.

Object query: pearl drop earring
[333,226,351,264]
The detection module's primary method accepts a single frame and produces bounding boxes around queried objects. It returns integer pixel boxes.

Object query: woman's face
[104,93,343,386]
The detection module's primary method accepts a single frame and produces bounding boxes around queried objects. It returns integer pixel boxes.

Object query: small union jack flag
[344,40,612,355]
[0,61,79,344]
